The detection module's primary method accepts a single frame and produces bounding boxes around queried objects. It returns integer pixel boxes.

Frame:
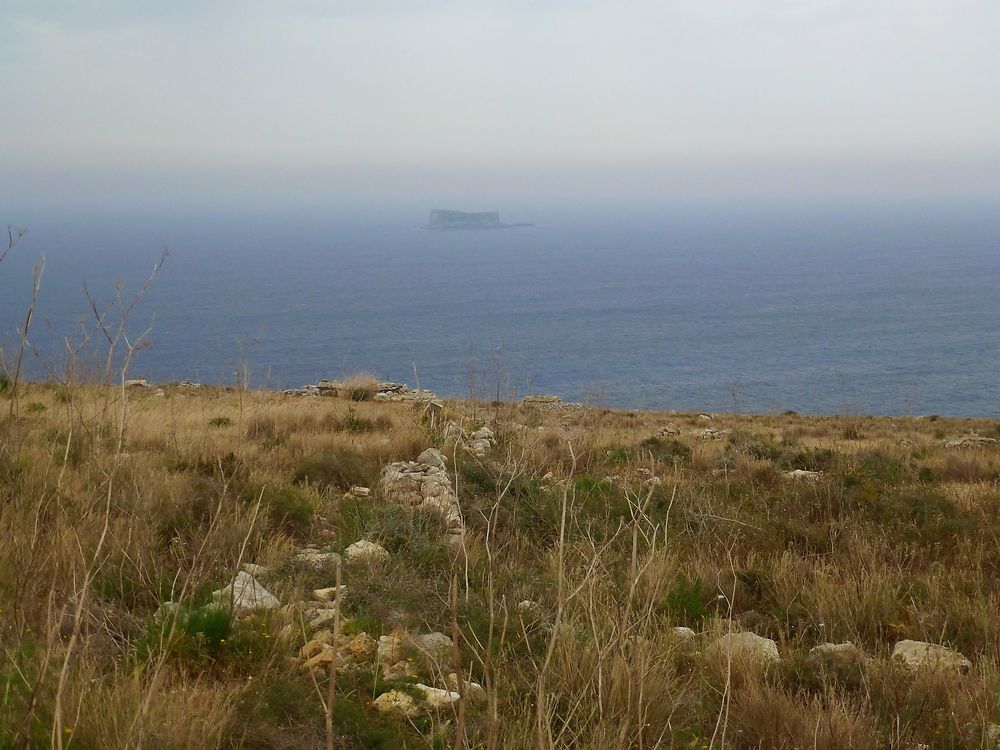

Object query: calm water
[2,205,998,416]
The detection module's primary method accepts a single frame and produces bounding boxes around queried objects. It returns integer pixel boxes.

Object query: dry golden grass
[2,380,1000,748]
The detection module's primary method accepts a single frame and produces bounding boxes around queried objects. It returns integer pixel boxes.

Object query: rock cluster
[373,684,460,717]
[281,379,438,402]
[522,394,583,412]
[371,382,438,403]
[697,428,731,441]
[442,421,495,457]
[943,434,998,449]
[785,469,821,481]
[380,448,464,545]
[282,379,340,397]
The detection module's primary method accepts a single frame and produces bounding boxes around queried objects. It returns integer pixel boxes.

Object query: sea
[2,203,998,417]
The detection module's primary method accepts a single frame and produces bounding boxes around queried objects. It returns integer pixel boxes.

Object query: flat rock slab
[892,640,971,673]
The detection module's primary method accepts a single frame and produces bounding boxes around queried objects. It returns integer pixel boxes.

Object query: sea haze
[2,204,998,417]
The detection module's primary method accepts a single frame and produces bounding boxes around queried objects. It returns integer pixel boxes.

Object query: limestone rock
[943,434,998,448]
[313,585,347,602]
[785,469,821,481]
[381,659,414,681]
[380,453,463,538]
[673,626,697,640]
[295,548,341,570]
[378,635,405,664]
[300,633,334,660]
[345,540,390,564]
[410,631,453,662]
[308,609,339,631]
[808,642,862,669]
[467,426,495,456]
[417,447,446,469]
[343,632,378,661]
[211,571,279,616]
[658,425,681,437]
[697,428,730,441]
[892,640,971,673]
[706,632,780,665]
[373,684,460,717]
[373,690,421,717]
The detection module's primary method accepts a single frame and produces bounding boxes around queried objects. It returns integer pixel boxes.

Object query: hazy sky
[3,0,999,209]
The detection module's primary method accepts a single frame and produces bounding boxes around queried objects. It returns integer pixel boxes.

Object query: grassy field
[2,377,1000,748]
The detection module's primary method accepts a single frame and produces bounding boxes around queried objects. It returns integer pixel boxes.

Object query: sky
[2,0,1000,211]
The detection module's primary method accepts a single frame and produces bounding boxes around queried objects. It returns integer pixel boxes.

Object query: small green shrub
[208,416,233,428]
[350,386,375,402]
[0,373,10,395]
[293,449,378,490]
[664,578,709,624]
[25,401,46,415]
[639,436,692,462]
[340,407,376,433]
[237,481,317,537]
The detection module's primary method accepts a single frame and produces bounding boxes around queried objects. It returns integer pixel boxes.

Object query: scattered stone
[522,394,583,412]
[312,585,348,602]
[125,379,148,388]
[295,548,342,570]
[705,632,780,666]
[657,425,681,437]
[308,609,339,630]
[378,634,405,664]
[381,659,413,681]
[697,428,731,441]
[698,414,714,423]
[410,632,453,662]
[672,626,697,640]
[785,469,821,481]
[346,486,371,499]
[345,540,390,564]
[343,632,378,661]
[300,632,335,660]
[898,438,914,447]
[211,571,279,616]
[374,684,460,717]
[301,646,336,671]
[177,379,202,389]
[892,640,972,673]
[808,642,863,670]
[943,434,998,449]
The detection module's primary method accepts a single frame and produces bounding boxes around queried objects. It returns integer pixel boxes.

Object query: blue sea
[2,204,998,416]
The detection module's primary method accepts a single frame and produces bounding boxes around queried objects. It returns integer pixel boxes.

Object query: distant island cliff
[426,209,532,230]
